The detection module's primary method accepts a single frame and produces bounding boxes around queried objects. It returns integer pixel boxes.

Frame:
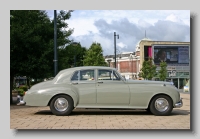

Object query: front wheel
[50,95,74,116]
[149,95,173,116]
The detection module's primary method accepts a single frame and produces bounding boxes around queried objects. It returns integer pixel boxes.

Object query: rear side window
[71,70,95,81]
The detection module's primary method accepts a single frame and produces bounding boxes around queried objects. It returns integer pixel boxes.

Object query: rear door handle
[72,82,78,85]
[98,82,103,83]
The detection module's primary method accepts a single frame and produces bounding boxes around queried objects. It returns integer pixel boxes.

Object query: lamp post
[135,56,138,79]
[114,32,119,68]
[129,53,133,79]
[116,49,121,71]
[71,42,79,67]
[53,10,58,76]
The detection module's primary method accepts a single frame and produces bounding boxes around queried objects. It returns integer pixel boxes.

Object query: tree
[140,57,157,80]
[83,42,107,66]
[58,43,87,69]
[10,10,73,104]
[159,61,167,81]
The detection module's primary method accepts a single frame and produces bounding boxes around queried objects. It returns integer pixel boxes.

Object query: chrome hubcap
[54,98,68,112]
[155,98,169,112]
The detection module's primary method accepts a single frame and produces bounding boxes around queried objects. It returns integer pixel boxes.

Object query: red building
[104,37,144,79]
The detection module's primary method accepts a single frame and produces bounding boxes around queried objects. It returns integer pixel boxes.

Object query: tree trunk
[10,72,14,104]
[27,77,30,89]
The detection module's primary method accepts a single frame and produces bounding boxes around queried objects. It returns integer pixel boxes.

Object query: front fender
[129,84,179,108]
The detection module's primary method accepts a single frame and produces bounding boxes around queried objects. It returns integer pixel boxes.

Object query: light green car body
[23,66,182,110]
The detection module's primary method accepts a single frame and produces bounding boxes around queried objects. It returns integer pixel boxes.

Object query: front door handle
[98,81,103,83]
[72,82,78,85]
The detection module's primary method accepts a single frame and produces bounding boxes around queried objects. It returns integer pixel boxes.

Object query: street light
[71,42,79,67]
[116,49,122,71]
[129,53,134,79]
[135,55,138,79]
[114,32,119,68]
[54,10,58,76]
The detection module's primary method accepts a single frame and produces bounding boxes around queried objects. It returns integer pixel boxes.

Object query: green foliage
[159,61,167,81]
[10,10,74,103]
[58,43,87,69]
[10,10,73,79]
[83,42,107,66]
[140,57,157,80]
[16,88,25,96]
[19,85,28,91]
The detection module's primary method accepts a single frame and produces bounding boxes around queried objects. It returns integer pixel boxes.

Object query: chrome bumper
[16,95,26,105]
[174,98,183,108]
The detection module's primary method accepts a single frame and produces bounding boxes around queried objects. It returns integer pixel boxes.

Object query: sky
[47,10,190,56]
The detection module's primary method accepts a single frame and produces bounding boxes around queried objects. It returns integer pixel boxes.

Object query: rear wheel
[50,95,74,116]
[149,95,173,116]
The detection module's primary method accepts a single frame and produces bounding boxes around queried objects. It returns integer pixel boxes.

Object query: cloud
[47,10,190,55]
[166,13,183,23]
[70,17,189,55]
[117,42,127,49]
[147,20,190,42]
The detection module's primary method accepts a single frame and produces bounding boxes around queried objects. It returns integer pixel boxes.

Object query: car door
[71,69,96,104]
[96,69,130,105]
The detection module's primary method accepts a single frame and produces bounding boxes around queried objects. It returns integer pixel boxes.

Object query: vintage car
[21,66,183,116]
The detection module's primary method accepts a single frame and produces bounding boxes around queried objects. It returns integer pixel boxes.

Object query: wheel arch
[147,93,173,109]
[47,93,77,107]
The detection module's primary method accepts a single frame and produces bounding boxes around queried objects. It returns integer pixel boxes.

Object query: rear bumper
[174,98,183,108]
[16,95,26,105]
[17,100,26,105]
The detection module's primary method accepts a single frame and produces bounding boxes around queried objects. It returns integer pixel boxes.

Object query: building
[139,39,190,89]
[104,37,190,89]
[105,52,140,80]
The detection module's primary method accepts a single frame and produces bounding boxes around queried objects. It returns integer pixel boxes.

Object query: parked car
[21,66,183,116]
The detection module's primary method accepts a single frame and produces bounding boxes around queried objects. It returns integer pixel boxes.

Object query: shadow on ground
[34,109,190,116]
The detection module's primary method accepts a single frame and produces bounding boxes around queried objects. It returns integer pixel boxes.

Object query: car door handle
[72,82,78,85]
[98,81,103,83]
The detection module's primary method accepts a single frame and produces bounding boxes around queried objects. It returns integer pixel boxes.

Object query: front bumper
[174,98,183,108]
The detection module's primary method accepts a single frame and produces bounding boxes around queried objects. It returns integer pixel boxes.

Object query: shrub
[19,85,28,91]
[16,88,25,96]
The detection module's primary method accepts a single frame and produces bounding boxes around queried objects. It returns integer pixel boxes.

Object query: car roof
[59,66,116,73]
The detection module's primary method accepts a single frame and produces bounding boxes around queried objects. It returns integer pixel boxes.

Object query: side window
[71,70,95,81]
[98,70,112,80]
[80,70,95,81]
[98,70,121,81]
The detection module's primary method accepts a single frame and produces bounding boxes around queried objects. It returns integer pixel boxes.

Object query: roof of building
[135,37,152,52]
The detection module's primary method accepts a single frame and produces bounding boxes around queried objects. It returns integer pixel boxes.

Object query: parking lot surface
[10,93,190,129]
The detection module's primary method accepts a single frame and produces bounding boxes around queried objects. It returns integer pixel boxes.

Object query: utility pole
[54,10,58,76]
[114,32,119,68]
